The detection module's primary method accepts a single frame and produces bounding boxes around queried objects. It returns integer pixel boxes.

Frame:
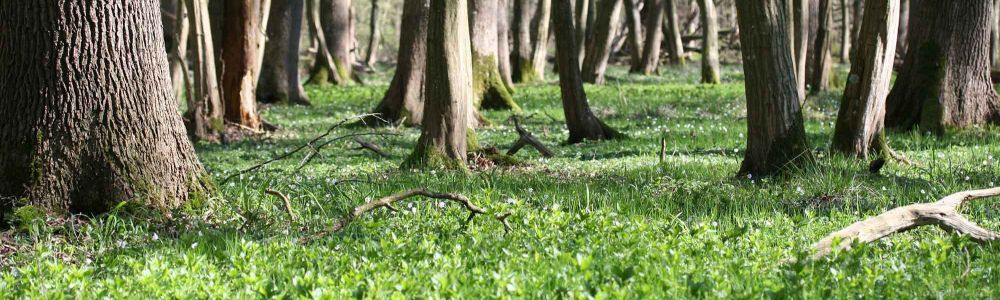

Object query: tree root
[302,189,512,243]
[812,187,1000,259]
[507,116,554,157]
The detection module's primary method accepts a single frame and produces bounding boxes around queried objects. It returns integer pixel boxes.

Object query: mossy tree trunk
[582,0,623,84]
[497,0,516,87]
[364,0,383,69]
[885,0,1000,133]
[184,0,225,141]
[808,0,833,94]
[832,0,898,158]
[0,0,212,215]
[553,0,623,143]
[793,0,809,100]
[220,0,265,130]
[365,0,429,126]
[697,0,721,84]
[734,0,813,177]
[663,0,686,66]
[471,0,521,111]
[638,0,665,74]
[310,0,355,85]
[403,0,475,170]
[623,0,644,72]
[258,0,311,106]
[512,0,549,83]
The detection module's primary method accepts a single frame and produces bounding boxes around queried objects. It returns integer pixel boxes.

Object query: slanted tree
[809,0,833,93]
[663,0,686,66]
[364,0,429,126]
[638,0,665,74]
[553,0,624,143]
[220,0,266,130]
[0,0,212,215]
[364,0,383,69]
[885,0,1000,133]
[470,0,520,111]
[623,0,644,72]
[259,0,311,106]
[310,0,355,85]
[832,0,898,158]
[511,0,551,83]
[582,0,623,84]
[185,0,225,141]
[696,0,721,84]
[793,0,809,100]
[403,0,475,169]
[734,0,812,177]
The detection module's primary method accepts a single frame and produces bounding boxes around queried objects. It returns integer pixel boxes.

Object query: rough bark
[185,0,225,141]
[220,0,264,130]
[581,0,623,84]
[553,0,623,143]
[637,0,665,74]
[793,0,809,100]
[575,0,591,66]
[364,0,383,68]
[623,0,644,72]
[471,0,521,111]
[697,0,721,84]
[529,0,552,81]
[832,0,898,158]
[663,0,686,66]
[809,0,833,93]
[734,0,812,178]
[511,0,548,83]
[885,0,1000,132]
[849,0,862,60]
[497,0,516,87]
[364,0,429,126]
[403,0,474,169]
[0,0,211,215]
[311,0,355,85]
[839,0,850,62]
[258,0,311,106]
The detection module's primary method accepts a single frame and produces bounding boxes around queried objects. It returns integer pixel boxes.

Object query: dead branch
[265,189,298,222]
[507,116,554,158]
[812,187,1000,259]
[353,138,390,158]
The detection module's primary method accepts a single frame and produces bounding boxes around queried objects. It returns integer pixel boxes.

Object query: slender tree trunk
[896,0,909,58]
[512,0,545,83]
[638,0,665,74]
[497,0,516,87]
[0,0,211,215]
[305,0,341,85]
[623,0,644,72]
[697,0,721,84]
[734,0,812,178]
[258,0,311,106]
[320,0,356,85]
[575,0,590,66]
[849,0,862,60]
[164,0,192,101]
[529,0,552,81]
[364,0,383,68]
[403,0,474,170]
[471,0,520,111]
[663,0,686,65]
[809,0,832,93]
[365,0,429,126]
[991,0,999,70]
[832,0,898,158]
[839,0,850,62]
[581,0,623,84]
[792,0,809,100]
[220,0,264,130]
[185,0,225,141]
[885,0,1000,133]
[553,0,623,143]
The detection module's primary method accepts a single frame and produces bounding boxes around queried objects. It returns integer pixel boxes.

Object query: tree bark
[185,0,225,141]
[575,0,591,66]
[637,0,665,74]
[896,0,909,58]
[364,0,429,126]
[793,0,809,100]
[258,0,311,106]
[663,0,686,66]
[403,0,474,169]
[553,0,623,143]
[697,0,721,84]
[529,0,552,81]
[163,0,192,102]
[623,0,644,72]
[0,0,211,215]
[809,0,833,93]
[992,0,1000,70]
[497,0,516,87]
[364,0,383,68]
[305,0,341,85]
[885,0,1000,132]
[471,0,520,111]
[581,0,623,84]
[839,0,850,62]
[512,0,547,83]
[832,0,898,158]
[734,0,812,178]
[220,0,265,130]
[849,0,862,60]
[311,0,355,85]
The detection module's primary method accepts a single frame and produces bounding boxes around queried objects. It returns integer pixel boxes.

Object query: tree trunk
[992,0,999,70]
[0,0,211,215]
[581,0,623,84]
[471,0,521,111]
[663,0,686,66]
[365,0,429,126]
[885,0,1000,132]
[575,0,590,66]
[793,0,809,100]
[637,0,665,74]
[305,0,341,85]
[896,0,909,58]
[185,0,225,141]
[832,0,898,158]
[403,0,474,169]
[512,0,546,83]
[529,0,552,81]
[734,0,812,178]
[220,0,264,130]
[849,0,862,60]
[163,0,192,101]
[839,0,850,62]
[809,0,832,93]
[497,0,516,87]
[364,0,383,68]
[697,0,721,84]
[553,0,623,143]
[623,0,644,72]
[258,0,311,106]
[311,0,355,85]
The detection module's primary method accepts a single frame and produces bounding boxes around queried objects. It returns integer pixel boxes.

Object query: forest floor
[2,65,999,298]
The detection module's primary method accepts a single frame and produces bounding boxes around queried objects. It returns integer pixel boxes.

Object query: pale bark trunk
[220,0,264,129]
[365,0,429,126]
[839,0,850,62]
[185,0,225,141]
[992,0,999,70]
[321,0,356,85]
[258,0,311,106]
[0,0,211,214]
[530,0,552,81]
[305,0,341,85]
[497,0,515,87]
[638,0,665,74]
[512,0,546,83]
[623,0,644,72]
[163,0,192,101]
[809,0,832,93]
[664,0,686,65]
[364,0,383,68]
[581,0,623,84]
[697,0,721,84]
[471,0,520,111]
[575,0,590,66]
[793,0,809,100]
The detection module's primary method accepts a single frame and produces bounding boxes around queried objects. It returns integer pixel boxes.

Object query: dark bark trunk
[734,0,812,177]
[623,0,644,72]
[663,0,686,65]
[885,0,1000,133]
[471,0,520,111]
[553,0,623,143]
[512,0,547,83]
[220,0,264,129]
[305,0,341,85]
[581,0,623,84]
[403,0,474,169]
[364,0,383,68]
[697,0,721,84]
[832,0,898,158]
[0,0,211,215]
[258,0,311,106]
[896,0,909,58]
[638,0,665,74]
[320,0,356,85]
[849,0,862,60]
[365,0,429,126]
[185,0,225,141]
[809,0,832,93]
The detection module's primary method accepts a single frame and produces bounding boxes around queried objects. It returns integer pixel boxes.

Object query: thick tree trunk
[663,0,686,66]
[832,0,898,158]
[305,0,341,85]
[0,0,211,215]
[258,0,311,106]
[365,0,429,126]
[697,0,721,84]
[185,0,225,141]
[637,0,665,74]
[809,0,833,93]
[575,0,591,66]
[623,0,644,72]
[471,0,520,111]
[310,0,355,85]
[364,0,383,68]
[497,0,516,87]
[734,0,812,177]
[839,0,850,62]
[529,0,552,81]
[581,0,623,84]
[512,0,547,83]
[403,0,474,169]
[220,0,264,130]
[849,0,862,60]
[163,0,192,101]
[793,0,809,100]
[553,0,623,143]
[885,0,1000,132]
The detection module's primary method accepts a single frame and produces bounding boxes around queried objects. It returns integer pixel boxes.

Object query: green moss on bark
[473,54,521,111]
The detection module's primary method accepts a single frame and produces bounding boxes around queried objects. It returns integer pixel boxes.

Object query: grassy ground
[2,65,999,298]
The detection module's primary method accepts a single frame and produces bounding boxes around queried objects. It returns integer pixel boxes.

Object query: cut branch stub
[813,187,1000,259]
[507,116,555,157]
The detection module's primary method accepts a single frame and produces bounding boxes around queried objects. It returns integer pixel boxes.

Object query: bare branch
[353,138,391,158]
[507,115,554,157]
[265,189,298,222]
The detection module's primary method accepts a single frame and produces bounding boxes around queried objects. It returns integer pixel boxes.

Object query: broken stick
[507,116,554,157]
[354,137,390,158]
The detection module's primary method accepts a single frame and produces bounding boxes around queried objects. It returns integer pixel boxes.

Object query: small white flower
[151,233,159,241]
[85,258,93,264]
[965,176,971,181]
[921,189,926,194]
[191,242,198,249]
[796,186,805,195]
[437,201,446,208]
[746,173,753,179]
[116,240,127,248]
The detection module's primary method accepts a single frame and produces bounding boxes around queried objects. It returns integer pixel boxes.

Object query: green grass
[2,64,999,298]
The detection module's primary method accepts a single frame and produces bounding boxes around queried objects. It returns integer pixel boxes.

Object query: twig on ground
[506,115,554,158]
[265,189,298,222]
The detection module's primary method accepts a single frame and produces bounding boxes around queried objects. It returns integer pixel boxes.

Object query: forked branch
[813,187,1000,259]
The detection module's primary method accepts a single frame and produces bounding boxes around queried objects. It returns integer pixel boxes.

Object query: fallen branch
[353,138,390,158]
[812,187,1000,259]
[507,116,554,158]
[265,189,298,222]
